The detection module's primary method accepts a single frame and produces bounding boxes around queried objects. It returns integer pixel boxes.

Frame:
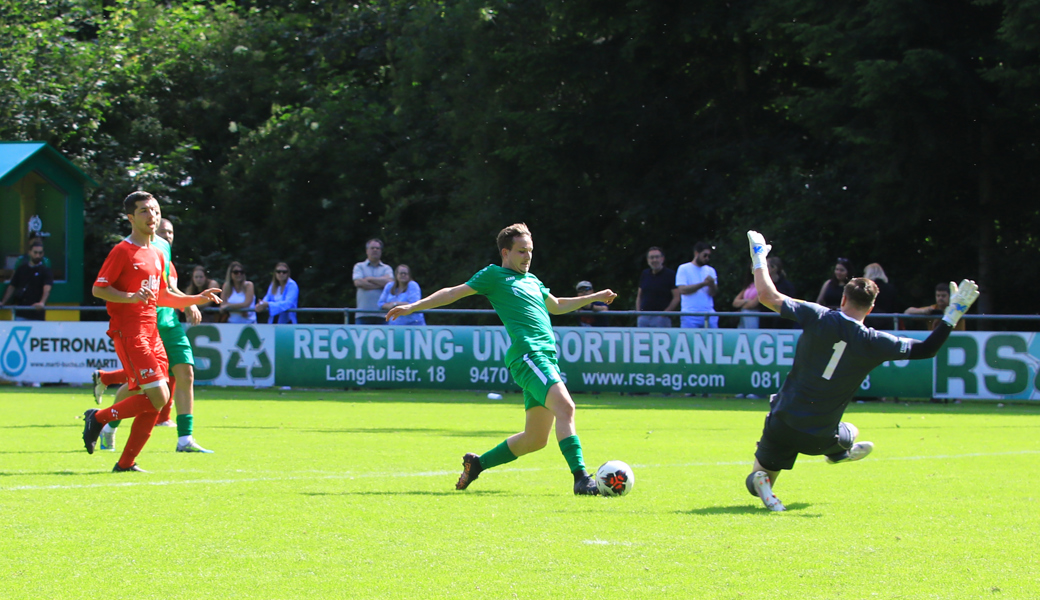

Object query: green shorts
[159,324,195,368]
[509,351,563,410]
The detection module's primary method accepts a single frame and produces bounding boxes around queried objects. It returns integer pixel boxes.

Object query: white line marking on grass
[3,450,1037,493]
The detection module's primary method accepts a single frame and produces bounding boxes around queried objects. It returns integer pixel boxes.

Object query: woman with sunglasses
[256,262,299,324]
[220,261,257,324]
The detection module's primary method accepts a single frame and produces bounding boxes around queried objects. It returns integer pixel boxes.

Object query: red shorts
[108,327,168,391]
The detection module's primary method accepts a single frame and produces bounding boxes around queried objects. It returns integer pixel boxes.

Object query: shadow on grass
[680,503,817,516]
[198,425,515,437]
[0,470,121,477]
[300,490,513,497]
[5,386,1039,416]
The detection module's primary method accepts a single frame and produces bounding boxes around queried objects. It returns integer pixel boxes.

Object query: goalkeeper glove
[943,279,979,327]
[747,230,772,271]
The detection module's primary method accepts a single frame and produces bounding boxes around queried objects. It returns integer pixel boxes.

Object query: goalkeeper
[742,230,979,512]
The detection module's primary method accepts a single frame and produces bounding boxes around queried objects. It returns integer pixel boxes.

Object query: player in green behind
[386,223,617,494]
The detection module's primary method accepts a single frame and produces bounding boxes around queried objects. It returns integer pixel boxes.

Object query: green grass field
[1,386,1038,599]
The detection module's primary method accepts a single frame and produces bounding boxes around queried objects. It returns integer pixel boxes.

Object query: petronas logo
[2,327,31,377]
[226,326,272,380]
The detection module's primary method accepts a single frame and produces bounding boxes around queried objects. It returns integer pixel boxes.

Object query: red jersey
[94,238,167,332]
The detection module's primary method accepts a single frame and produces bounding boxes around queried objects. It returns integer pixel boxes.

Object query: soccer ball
[596,460,634,496]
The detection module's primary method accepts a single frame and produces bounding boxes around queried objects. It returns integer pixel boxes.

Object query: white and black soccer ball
[596,460,634,496]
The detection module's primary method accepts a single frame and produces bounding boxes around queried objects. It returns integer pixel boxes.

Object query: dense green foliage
[3,387,1040,598]
[2,0,1038,316]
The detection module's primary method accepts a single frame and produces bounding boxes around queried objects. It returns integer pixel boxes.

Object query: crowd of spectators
[0,236,981,331]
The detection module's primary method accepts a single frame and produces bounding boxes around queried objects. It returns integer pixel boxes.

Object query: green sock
[176,413,193,438]
[558,435,587,474]
[478,440,517,470]
[109,419,122,429]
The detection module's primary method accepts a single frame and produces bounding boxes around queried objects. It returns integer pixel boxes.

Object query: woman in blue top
[379,264,425,326]
[256,262,299,324]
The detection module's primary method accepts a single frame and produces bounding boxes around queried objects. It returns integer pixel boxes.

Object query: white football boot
[752,471,786,512]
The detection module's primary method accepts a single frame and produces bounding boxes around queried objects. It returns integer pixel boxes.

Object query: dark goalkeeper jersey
[773,299,913,436]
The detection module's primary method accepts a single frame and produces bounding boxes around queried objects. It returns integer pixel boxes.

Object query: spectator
[676,241,718,328]
[379,264,425,326]
[12,236,52,270]
[732,272,760,329]
[863,263,899,330]
[256,262,299,324]
[1,239,53,321]
[219,261,257,324]
[183,265,220,322]
[816,257,853,310]
[762,257,797,329]
[575,280,609,327]
[635,246,679,327]
[352,238,393,325]
[904,283,967,331]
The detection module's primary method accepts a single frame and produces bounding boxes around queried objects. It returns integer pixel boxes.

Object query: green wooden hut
[0,142,96,320]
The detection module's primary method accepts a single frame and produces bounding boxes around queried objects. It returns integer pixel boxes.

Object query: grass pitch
[1,386,1038,599]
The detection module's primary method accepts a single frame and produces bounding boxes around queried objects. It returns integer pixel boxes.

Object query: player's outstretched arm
[747,231,786,313]
[546,289,618,315]
[386,283,476,321]
[159,287,223,309]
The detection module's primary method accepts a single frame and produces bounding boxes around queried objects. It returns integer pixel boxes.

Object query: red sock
[156,379,176,423]
[99,369,127,387]
[118,409,159,469]
[95,394,155,425]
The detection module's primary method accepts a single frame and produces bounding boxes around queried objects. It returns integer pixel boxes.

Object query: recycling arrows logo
[1,327,31,377]
[226,326,272,380]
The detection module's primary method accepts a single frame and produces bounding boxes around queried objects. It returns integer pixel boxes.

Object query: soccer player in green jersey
[386,223,617,495]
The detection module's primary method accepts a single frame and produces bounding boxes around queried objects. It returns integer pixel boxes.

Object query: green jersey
[152,236,179,330]
[466,264,556,367]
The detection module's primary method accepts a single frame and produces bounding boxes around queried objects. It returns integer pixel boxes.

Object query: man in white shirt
[352,238,394,324]
[675,241,718,328]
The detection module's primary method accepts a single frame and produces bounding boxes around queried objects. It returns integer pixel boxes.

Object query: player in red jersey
[81,191,221,472]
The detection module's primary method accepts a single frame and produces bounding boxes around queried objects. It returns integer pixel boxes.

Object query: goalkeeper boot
[82,409,104,455]
[455,453,482,490]
[91,371,106,405]
[752,471,786,512]
[99,424,116,451]
[112,462,148,473]
[826,441,874,464]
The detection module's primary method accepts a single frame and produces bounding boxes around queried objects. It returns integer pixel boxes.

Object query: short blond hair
[497,223,532,252]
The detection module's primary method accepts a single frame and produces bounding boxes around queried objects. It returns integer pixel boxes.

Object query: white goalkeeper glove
[942,279,979,327]
[747,230,772,271]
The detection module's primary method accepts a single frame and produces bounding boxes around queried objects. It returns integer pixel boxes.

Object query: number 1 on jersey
[822,340,847,380]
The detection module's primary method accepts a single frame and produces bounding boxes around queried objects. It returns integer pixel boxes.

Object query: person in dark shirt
[0,240,53,321]
[575,280,609,327]
[743,231,979,511]
[635,246,679,327]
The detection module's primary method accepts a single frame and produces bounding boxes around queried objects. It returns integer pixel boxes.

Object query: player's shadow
[0,450,93,455]
[0,470,118,477]
[680,503,817,516]
[299,490,511,497]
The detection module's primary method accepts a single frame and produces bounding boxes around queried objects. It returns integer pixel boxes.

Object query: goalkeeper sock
[558,435,587,474]
[478,440,517,470]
